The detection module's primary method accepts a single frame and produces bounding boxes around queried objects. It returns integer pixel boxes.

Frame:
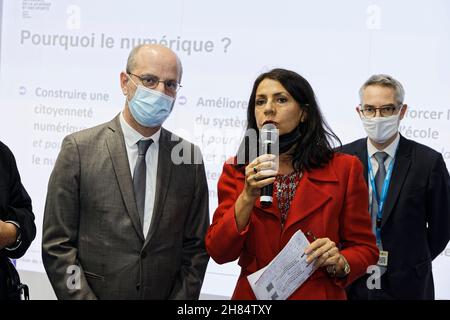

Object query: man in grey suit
[42,44,210,299]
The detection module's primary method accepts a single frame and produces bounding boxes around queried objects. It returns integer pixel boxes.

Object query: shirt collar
[367,132,400,159]
[119,112,161,148]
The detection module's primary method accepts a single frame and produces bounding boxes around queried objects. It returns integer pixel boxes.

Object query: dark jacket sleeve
[0,142,36,259]
[427,154,450,260]
[42,135,98,299]
[168,145,210,299]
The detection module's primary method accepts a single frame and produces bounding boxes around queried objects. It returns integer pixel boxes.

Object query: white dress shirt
[367,133,400,204]
[119,112,160,238]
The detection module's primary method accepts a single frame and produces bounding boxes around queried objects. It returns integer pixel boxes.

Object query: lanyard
[367,153,395,246]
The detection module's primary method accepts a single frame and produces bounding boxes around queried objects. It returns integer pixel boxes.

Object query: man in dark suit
[340,74,450,299]
[0,142,36,299]
[42,44,210,299]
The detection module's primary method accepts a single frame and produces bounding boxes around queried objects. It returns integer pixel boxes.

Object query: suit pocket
[84,271,105,281]
[404,185,426,199]
[414,259,431,278]
[387,258,432,299]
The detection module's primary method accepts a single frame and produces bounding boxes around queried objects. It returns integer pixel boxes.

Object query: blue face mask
[127,77,175,128]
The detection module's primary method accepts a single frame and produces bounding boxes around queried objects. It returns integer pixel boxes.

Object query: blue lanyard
[367,153,395,246]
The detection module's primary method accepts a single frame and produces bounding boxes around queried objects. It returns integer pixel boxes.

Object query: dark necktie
[133,139,153,228]
[374,151,388,199]
[370,152,388,235]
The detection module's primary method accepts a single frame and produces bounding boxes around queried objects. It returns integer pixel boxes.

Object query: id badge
[377,250,389,267]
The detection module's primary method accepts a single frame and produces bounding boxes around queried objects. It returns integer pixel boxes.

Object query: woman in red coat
[205,68,379,300]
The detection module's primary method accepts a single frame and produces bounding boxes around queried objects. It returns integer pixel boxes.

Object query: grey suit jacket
[42,114,210,299]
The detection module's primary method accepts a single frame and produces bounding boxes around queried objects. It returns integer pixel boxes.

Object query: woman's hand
[304,237,348,277]
[234,154,277,232]
[242,154,277,202]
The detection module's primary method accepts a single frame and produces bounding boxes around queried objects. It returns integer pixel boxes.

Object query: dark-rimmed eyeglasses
[128,72,182,93]
[359,104,402,118]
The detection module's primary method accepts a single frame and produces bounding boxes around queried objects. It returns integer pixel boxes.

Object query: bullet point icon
[19,86,27,95]
[178,96,187,105]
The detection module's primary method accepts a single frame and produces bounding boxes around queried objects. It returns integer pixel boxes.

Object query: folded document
[247,230,318,300]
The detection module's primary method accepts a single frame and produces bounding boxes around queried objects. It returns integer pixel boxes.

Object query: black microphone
[259,123,278,207]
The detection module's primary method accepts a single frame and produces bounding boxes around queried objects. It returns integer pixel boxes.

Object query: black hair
[242,68,341,171]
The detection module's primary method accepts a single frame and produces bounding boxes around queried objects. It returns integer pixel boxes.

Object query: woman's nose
[263,100,276,115]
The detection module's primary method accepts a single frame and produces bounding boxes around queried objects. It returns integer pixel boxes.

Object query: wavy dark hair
[241,68,341,171]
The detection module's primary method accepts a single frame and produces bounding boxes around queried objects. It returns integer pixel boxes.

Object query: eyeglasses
[359,104,402,118]
[128,72,182,93]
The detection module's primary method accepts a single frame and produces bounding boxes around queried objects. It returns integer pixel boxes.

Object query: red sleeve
[335,155,379,288]
[205,161,250,264]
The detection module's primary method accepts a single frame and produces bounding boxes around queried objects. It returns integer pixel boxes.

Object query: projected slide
[0,0,449,299]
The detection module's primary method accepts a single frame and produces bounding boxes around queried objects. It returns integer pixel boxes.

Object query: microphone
[259,123,279,206]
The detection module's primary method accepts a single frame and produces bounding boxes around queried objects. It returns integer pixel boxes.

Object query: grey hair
[125,44,183,81]
[359,74,405,105]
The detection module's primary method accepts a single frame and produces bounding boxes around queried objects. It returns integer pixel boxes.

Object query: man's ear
[120,71,129,95]
[399,104,408,120]
[355,105,362,118]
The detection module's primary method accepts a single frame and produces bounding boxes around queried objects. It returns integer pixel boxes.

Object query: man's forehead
[134,50,179,74]
[363,85,396,100]
[137,45,175,60]
[364,84,395,93]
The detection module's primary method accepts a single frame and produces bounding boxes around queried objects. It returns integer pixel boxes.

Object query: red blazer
[206,153,379,300]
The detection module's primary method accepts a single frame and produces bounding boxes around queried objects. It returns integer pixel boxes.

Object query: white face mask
[361,111,401,144]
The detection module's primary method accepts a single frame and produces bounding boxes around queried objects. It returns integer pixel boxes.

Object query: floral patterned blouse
[274,170,303,227]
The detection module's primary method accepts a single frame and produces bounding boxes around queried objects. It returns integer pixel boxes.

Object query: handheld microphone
[259,123,279,206]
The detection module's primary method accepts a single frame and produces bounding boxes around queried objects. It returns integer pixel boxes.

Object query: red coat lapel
[283,165,338,232]
[243,161,339,229]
